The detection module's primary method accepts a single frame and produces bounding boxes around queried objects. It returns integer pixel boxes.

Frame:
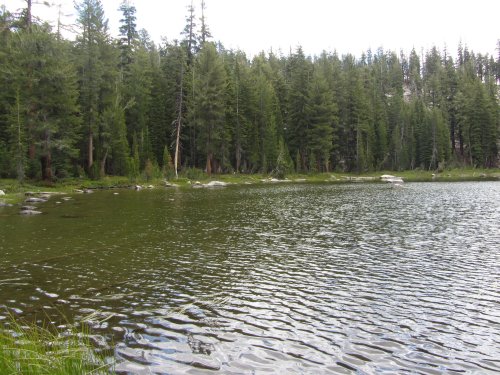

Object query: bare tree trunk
[100,148,108,177]
[26,0,32,31]
[174,65,184,179]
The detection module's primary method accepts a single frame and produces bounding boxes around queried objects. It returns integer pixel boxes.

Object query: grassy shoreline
[1,168,499,205]
[0,316,110,374]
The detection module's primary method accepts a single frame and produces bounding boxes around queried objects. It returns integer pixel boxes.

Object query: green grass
[0,316,111,375]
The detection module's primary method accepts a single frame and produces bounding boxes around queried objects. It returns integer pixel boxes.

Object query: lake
[1,182,499,374]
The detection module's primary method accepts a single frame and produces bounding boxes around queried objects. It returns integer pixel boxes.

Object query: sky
[4,0,500,58]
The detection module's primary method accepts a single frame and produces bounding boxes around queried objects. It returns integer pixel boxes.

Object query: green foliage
[126,133,140,180]
[143,158,154,181]
[271,138,294,179]
[192,42,227,175]
[3,26,81,181]
[162,145,175,178]
[184,167,205,180]
[0,2,498,182]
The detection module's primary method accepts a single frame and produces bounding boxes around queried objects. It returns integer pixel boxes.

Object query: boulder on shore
[164,181,179,188]
[204,181,228,187]
[380,174,404,183]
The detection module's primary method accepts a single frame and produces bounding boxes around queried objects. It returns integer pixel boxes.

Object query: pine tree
[5,25,80,180]
[306,65,337,172]
[198,0,211,45]
[118,0,137,69]
[192,42,227,175]
[286,47,311,171]
[181,1,197,64]
[75,0,115,176]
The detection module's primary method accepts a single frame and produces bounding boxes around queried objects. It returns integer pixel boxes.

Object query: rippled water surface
[1,182,499,374]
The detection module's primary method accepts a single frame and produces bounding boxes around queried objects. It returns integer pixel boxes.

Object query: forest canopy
[0,1,499,181]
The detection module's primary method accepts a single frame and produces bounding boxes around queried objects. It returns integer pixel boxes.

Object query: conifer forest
[0,1,499,181]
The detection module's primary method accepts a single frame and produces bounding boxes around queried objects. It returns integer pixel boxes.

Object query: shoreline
[1,169,499,205]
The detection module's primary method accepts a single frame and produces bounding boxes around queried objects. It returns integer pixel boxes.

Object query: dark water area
[1,182,499,374]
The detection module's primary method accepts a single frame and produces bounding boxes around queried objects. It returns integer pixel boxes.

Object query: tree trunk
[206,152,212,176]
[41,129,52,181]
[26,0,32,31]
[41,153,52,181]
[100,148,108,177]
[88,129,94,170]
[174,66,184,179]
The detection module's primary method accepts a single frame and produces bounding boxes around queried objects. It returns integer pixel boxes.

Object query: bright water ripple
[0,182,499,374]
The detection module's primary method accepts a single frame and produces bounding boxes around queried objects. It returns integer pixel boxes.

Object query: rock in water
[0,190,5,196]
[20,209,43,215]
[21,205,38,210]
[25,197,47,203]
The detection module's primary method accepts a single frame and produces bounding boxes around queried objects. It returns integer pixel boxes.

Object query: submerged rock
[20,209,43,215]
[25,197,47,203]
[191,180,228,188]
[0,202,13,207]
[21,205,38,210]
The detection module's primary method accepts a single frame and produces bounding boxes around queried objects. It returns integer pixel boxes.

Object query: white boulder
[204,181,228,187]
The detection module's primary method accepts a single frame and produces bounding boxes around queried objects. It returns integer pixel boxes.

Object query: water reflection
[1,182,499,373]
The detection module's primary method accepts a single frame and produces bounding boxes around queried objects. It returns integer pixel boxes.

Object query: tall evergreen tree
[192,42,227,175]
[306,65,337,172]
[198,0,211,45]
[6,25,80,180]
[75,0,115,176]
[118,0,137,69]
[286,47,311,171]
[181,1,197,64]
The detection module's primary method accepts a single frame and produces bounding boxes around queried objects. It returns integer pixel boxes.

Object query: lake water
[1,182,499,374]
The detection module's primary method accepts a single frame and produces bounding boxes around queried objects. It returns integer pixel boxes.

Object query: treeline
[0,1,499,181]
